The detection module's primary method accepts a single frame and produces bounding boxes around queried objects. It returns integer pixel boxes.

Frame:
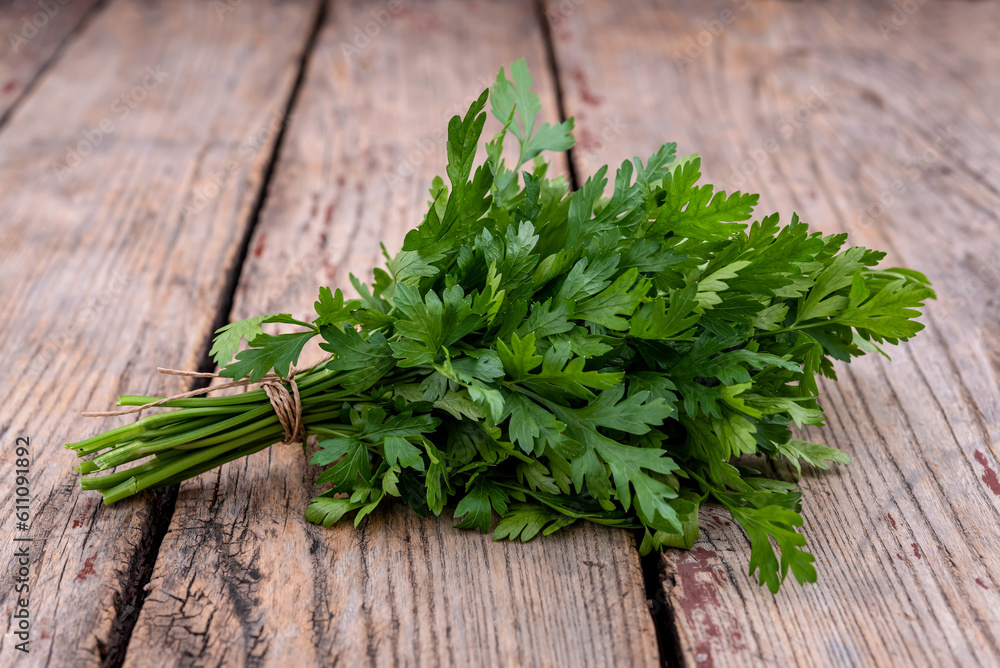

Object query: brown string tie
[260,373,305,444]
[82,358,330,445]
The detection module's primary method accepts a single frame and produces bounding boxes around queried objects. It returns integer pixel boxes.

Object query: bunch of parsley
[70,60,932,592]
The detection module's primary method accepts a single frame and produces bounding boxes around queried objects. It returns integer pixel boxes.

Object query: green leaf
[491,58,575,171]
[384,435,426,471]
[210,315,270,367]
[314,287,361,326]
[220,330,316,382]
[630,284,700,340]
[393,284,482,364]
[516,298,575,338]
[305,494,364,528]
[320,325,395,392]
[387,250,443,285]
[561,386,673,436]
[453,478,511,533]
[774,439,851,476]
[729,503,817,594]
[597,439,682,532]
[500,392,568,457]
[497,331,543,380]
[575,267,643,330]
[501,335,621,399]
[312,437,371,491]
[651,157,758,241]
[797,247,875,323]
[493,503,576,541]
[646,494,702,551]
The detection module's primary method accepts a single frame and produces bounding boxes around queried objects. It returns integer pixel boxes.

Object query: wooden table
[2,1,998,666]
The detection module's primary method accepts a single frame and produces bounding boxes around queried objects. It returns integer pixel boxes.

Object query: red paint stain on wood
[569,67,603,106]
[554,24,573,42]
[253,232,267,259]
[75,555,97,581]
[727,615,747,652]
[577,126,598,151]
[976,578,989,590]
[896,553,904,560]
[674,547,735,667]
[912,543,921,559]
[887,513,897,530]
[414,14,445,31]
[2,80,17,94]
[973,450,1000,496]
[73,498,95,528]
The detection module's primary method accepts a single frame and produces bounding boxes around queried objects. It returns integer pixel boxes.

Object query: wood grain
[547,0,1000,666]
[0,0,102,123]
[121,1,661,666]
[0,0,320,664]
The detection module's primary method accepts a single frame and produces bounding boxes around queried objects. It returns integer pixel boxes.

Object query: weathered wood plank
[121,1,661,666]
[0,0,102,123]
[548,0,1000,665]
[0,0,320,664]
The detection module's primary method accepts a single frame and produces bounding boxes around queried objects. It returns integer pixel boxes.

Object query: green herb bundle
[69,60,933,592]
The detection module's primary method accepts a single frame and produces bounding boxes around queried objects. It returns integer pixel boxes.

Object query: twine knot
[82,357,330,446]
[260,371,305,445]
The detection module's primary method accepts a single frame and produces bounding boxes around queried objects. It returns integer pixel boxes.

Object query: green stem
[101,430,277,504]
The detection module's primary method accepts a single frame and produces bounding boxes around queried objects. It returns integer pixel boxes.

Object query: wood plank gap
[542,4,682,663]
[0,0,109,131]
[101,3,329,666]
[0,1,325,662]
[120,2,661,665]
[192,0,329,377]
[641,551,685,668]
[536,0,579,190]
[99,487,178,668]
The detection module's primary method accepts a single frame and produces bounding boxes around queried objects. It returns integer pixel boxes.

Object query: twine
[82,357,331,445]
